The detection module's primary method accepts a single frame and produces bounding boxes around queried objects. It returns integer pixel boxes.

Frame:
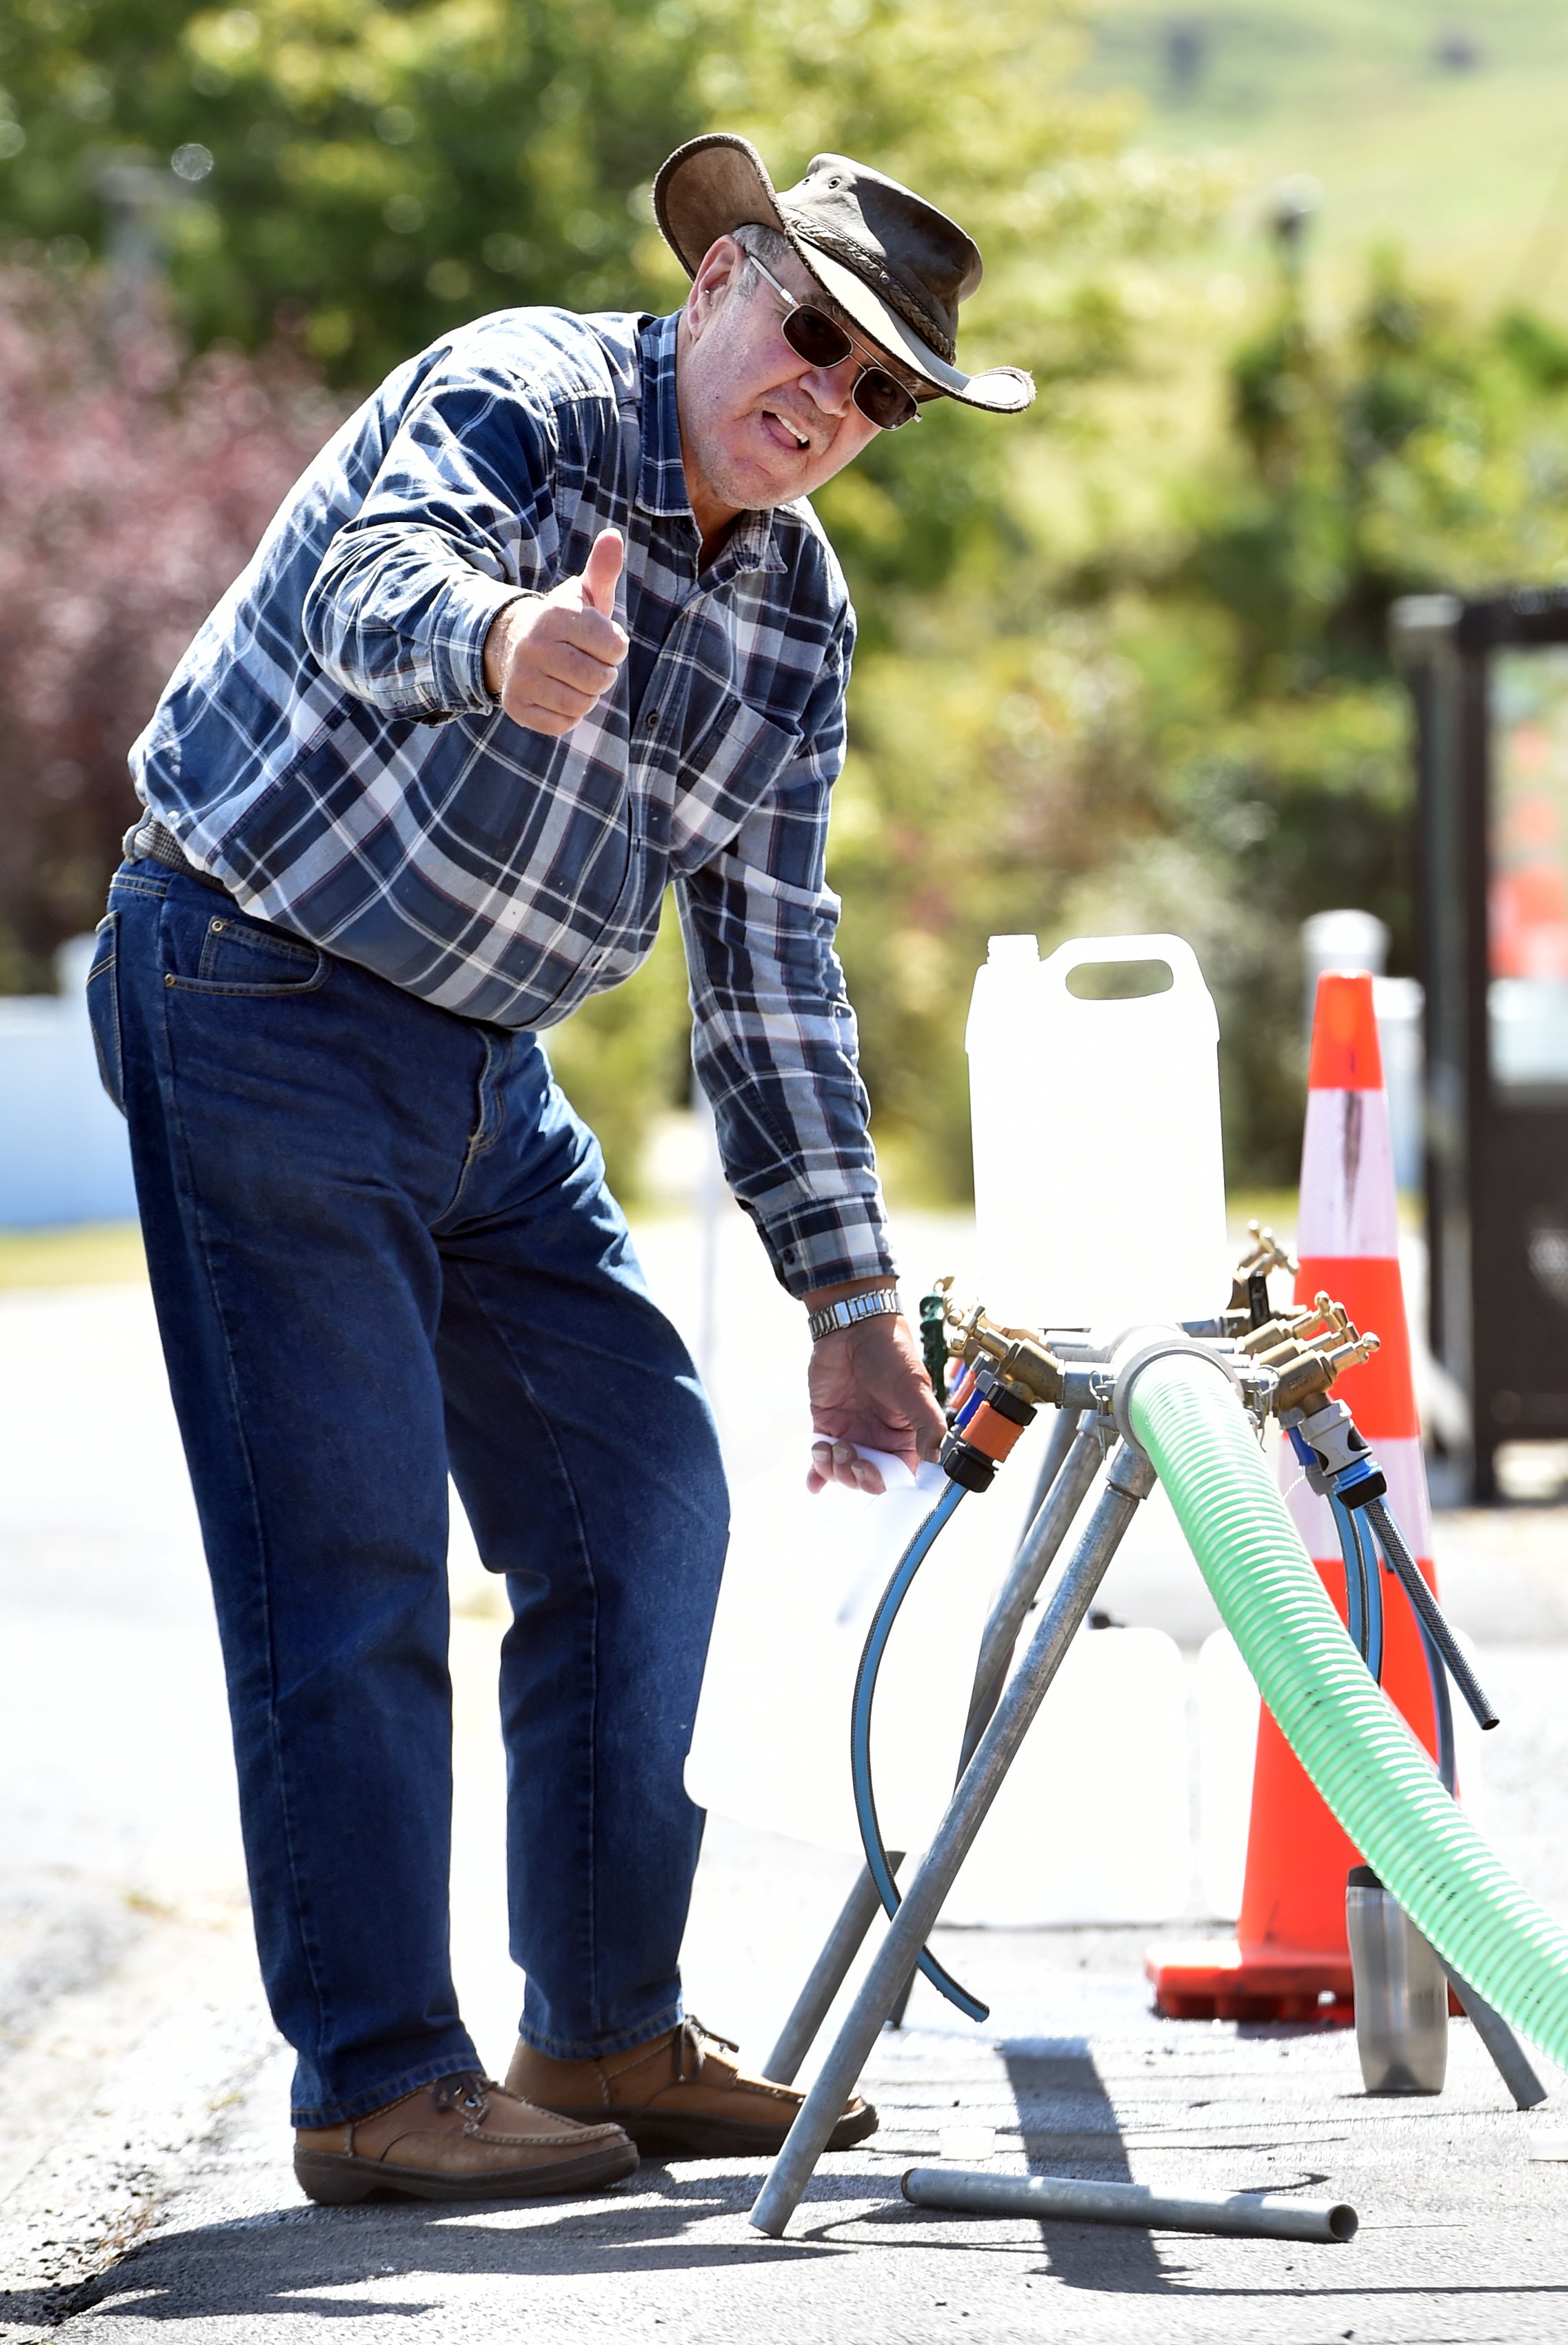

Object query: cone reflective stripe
[1150,972,1443,2022]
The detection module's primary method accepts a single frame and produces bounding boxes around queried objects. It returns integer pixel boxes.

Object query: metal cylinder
[1439,1960,1547,2109]
[749,1443,1154,2239]
[1346,1868,1449,2095]
[763,1417,1099,2077]
[761,1858,901,2086]
[900,2166,1357,2243]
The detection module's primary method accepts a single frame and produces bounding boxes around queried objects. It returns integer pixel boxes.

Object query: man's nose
[800,352,859,417]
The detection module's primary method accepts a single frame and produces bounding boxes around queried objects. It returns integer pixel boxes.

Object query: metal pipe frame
[881,1417,1100,2035]
[958,1417,1100,1774]
[762,1855,903,2087]
[760,1410,1099,2082]
[1440,1965,1547,2108]
[750,1442,1157,2238]
[900,2166,1358,2243]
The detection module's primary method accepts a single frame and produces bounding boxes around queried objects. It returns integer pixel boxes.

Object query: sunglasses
[747,251,922,432]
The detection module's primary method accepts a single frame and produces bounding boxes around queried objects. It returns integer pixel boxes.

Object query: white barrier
[0,937,137,1226]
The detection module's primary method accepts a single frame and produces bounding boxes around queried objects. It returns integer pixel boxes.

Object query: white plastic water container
[685,1455,1016,1858]
[940,1626,1192,1926]
[968,932,1232,1332]
[1196,1628,1259,1920]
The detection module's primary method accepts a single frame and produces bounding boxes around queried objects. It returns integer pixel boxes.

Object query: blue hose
[1358,1506,1385,1684]
[850,1478,989,2024]
[1331,1493,1367,1664]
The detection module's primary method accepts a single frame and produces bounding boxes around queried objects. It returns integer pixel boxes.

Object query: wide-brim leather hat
[653,133,1034,416]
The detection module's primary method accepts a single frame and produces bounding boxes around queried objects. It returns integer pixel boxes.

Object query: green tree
[1086,254,1568,1181]
[1,0,1232,1197]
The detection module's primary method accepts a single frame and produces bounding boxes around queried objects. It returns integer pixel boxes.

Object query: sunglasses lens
[781,306,853,370]
[777,296,920,431]
[855,371,919,431]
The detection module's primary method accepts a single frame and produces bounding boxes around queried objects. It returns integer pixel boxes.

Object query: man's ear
[685,235,745,341]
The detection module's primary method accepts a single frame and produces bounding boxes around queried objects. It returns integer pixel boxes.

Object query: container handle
[1039,932,1209,1006]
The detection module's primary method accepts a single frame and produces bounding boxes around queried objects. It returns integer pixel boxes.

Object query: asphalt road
[4,1193,1568,2342]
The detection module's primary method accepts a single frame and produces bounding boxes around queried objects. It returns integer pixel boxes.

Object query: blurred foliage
[0,264,336,989]
[830,253,1568,1193]
[0,0,1226,381]
[11,0,1568,1198]
[543,897,691,1203]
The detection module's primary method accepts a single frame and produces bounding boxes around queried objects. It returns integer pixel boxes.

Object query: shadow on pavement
[807,2037,1174,2296]
[1002,2038,1170,2295]
[1,2168,845,2330]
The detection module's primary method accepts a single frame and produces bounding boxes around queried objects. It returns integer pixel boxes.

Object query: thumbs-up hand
[483,528,630,737]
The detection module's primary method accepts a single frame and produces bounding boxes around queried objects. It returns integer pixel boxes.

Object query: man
[89,132,1033,2205]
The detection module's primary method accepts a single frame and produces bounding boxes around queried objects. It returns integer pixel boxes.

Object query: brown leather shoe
[293,2070,639,2204]
[505,2018,878,2159]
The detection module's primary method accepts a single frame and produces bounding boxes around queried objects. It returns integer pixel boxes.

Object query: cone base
[1147,1937,1354,2024]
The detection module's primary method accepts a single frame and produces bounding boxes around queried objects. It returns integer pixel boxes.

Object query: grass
[0,1220,145,1288]
[1084,0,1568,318]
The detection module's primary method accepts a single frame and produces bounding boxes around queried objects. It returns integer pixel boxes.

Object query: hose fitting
[941,1377,1036,1491]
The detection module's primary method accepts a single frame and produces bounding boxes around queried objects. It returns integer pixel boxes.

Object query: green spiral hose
[1127,1349,1568,2072]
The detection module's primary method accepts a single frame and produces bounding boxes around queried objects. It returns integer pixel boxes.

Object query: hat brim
[653,134,1034,417]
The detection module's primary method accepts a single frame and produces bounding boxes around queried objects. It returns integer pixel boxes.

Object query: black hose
[1364,1496,1498,1733]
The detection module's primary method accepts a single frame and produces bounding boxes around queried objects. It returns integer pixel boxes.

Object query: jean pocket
[170,907,330,996]
[86,912,125,1114]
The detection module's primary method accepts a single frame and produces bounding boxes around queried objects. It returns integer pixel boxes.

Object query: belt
[125,817,232,896]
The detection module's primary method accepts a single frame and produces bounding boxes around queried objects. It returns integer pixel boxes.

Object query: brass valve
[1228,1217,1300,1322]
[1235,1219,1300,1282]
[1238,1290,1349,1359]
[1259,1293,1380,1413]
[933,1279,1065,1407]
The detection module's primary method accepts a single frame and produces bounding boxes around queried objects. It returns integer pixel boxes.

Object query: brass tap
[1236,1219,1300,1281]
[934,1284,1065,1406]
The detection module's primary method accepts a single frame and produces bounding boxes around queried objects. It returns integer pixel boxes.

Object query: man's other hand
[805,1301,947,1496]
[483,528,630,736]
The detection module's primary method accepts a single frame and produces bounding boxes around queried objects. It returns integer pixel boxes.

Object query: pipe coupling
[1109,1328,1240,1455]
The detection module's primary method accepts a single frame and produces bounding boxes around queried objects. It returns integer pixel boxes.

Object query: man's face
[676,237,921,522]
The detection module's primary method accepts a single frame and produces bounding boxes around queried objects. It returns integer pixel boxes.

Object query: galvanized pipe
[761,1855,902,2086]
[750,1443,1155,2239]
[899,2166,1358,2243]
[767,1415,1098,2072]
[1021,1405,1084,1542]
[958,1419,1102,1773]
[884,1414,1099,2035]
[1440,1962,1548,2109]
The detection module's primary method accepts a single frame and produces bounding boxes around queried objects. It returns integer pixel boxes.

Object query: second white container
[967,930,1232,1332]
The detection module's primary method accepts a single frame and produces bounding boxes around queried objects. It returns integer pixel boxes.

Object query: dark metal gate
[1393,590,1568,1499]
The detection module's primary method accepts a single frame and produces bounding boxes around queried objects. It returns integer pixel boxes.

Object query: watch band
[807,1286,901,1344]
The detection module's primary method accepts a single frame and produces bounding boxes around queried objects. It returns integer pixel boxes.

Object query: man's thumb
[581,527,624,616]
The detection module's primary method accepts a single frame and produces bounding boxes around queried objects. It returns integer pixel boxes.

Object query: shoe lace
[674,2017,739,2084]
[429,2070,492,2122]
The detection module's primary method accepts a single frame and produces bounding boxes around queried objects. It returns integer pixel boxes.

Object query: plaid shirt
[131,306,892,1297]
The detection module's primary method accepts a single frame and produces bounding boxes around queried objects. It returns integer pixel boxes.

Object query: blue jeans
[89,861,729,2126]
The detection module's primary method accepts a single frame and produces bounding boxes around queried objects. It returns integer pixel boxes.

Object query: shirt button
[643,708,659,730]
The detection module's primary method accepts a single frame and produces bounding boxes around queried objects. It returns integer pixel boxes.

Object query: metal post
[750,1443,1157,2237]
[762,1854,902,2085]
[958,1420,1103,1773]
[900,2166,1357,2243]
[881,1419,1103,2033]
[1022,1404,1083,1535]
[1440,1962,1547,2108]
[763,1416,1100,2077]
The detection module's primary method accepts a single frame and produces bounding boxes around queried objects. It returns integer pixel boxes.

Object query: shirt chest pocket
[665,692,803,873]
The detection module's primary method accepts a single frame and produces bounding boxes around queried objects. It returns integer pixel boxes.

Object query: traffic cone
[1149,971,1443,2022]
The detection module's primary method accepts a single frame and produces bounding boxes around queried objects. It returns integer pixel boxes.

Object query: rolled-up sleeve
[301,375,557,719]
[676,612,896,1297]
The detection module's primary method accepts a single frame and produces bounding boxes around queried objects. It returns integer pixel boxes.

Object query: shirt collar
[635,312,787,577]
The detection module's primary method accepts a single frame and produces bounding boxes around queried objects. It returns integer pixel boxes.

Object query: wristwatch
[807,1286,901,1344]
